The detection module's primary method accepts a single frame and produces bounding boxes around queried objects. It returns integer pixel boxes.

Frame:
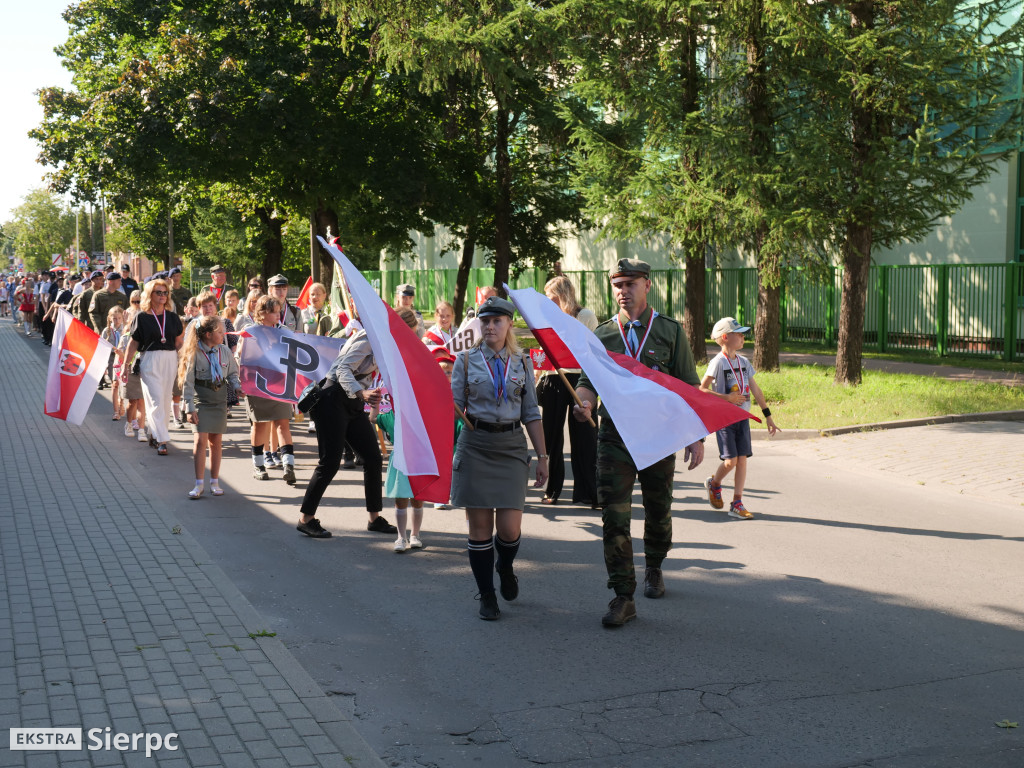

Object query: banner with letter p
[238,326,345,403]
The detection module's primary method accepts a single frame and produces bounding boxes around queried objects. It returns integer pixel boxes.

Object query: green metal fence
[365,262,1024,362]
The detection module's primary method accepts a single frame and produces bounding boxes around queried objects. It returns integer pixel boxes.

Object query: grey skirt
[122,371,143,401]
[190,383,229,434]
[451,426,529,509]
[245,393,293,423]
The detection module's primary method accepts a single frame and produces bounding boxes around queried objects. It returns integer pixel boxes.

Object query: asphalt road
[130,411,1024,768]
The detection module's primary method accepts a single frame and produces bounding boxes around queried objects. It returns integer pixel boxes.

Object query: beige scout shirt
[182,342,241,413]
[325,330,378,398]
[453,344,541,425]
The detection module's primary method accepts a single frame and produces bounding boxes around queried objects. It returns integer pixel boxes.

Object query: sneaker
[296,518,332,538]
[643,566,665,599]
[408,535,423,549]
[393,537,408,553]
[496,567,519,602]
[343,457,356,469]
[137,427,149,443]
[282,464,296,485]
[602,595,637,627]
[264,451,279,468]
[729,500,754,519]
[477,592,500,621]
[178,418,188,430]
[272,451,283,468]
[307,421,316,434]
[253,466,269,481]
[705,477,724,510]
[124,421,134,438]
[367,516,398,534]
[433,503,451,510]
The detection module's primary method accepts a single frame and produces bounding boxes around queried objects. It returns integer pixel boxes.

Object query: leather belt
[473,419,521,433]
[194,378,223,390]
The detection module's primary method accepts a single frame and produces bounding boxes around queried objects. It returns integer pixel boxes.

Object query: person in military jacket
[89,271,130,333]
[574,258,704,628]
[169,267,192,312]
[74,271,106,330]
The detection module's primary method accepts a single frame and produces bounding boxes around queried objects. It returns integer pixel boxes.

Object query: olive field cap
[267,274,289,287]
[711,317,751,340]
[476,296,515,319]
[209,264,226,273]
[609,258,651,280]
[397,283,415,296]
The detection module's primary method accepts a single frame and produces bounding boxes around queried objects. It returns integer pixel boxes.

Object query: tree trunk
[835,222,872,384]
[314,203,340,292]
[453,229,476,324]
[255,206,284,278]
[753,276,781,372]
[835,1,876,386]
[493,103,512,295]
[683,248,707,365]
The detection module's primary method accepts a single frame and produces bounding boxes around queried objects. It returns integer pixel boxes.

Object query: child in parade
[178,314,243,499]
[700,317,780,519]
[101,306,126,419]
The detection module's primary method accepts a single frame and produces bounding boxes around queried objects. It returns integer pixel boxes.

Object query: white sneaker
[307,421,316,433]
[393,537,408,553]
[137,427,149,442]
[124,421,134,438]
[409,535,423,549]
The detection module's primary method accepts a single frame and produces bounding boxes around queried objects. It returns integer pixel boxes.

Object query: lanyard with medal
[154,310,168,344]
[615,310,658,360]
[480,348,511,404]
[725,355,746,397]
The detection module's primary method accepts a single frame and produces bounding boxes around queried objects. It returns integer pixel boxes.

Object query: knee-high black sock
[494,534,521,572]
[467,539,495,595]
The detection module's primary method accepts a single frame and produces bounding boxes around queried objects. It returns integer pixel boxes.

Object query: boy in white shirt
[700,317,779,519]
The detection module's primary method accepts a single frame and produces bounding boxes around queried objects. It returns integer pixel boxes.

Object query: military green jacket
[89,289,129,333]
[75,288,97,330]
[170,286,193,314]
[577,305,699,440]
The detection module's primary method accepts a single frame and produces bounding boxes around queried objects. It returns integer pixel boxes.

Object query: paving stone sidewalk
[0,321,383,767]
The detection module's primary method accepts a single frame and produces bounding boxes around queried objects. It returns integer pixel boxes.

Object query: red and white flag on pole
[505,286,754,470]
[44,308,113,426]
[294,276,314,310]
[319,236,454,503]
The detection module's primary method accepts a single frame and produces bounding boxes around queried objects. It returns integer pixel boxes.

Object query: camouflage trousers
[597,439,676,596]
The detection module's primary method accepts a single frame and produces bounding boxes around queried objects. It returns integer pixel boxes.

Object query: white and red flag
[319,236,454,503]
[294,276,314,310]
[237,325,345,403]
[44,308,113,426]
[505,286,754,470]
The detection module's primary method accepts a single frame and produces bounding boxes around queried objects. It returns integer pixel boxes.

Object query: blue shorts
[716,420,752,460]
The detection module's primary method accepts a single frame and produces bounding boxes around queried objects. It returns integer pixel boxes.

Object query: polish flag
[319,237,454,502]
[44,308,113,426]
[505,286,754,470]
[295,276,314,309]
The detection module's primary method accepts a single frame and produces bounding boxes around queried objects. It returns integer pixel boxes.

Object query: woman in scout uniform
[451,296,548,621]
[178,314,243,499]
[121,278,184,456]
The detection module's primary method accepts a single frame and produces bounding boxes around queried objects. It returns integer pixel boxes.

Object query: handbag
[297,378,327,413]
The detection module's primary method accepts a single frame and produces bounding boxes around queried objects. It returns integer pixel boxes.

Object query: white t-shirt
[705,352,756,412]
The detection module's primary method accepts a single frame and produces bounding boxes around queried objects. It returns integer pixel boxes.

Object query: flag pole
[556,368,596,427]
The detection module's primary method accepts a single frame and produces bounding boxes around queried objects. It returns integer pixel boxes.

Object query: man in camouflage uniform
[168,266,192,313]
[575,258,704,627]
[73,271,106,331]
[89,271,129,332]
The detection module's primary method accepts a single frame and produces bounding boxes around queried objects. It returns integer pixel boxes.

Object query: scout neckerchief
[724,353,745,396]
[200,341,224,382]
[153,309,168,344]
[480,347,511,404]
[615,308,658,360]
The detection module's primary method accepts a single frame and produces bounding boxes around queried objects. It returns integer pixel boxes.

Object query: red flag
[506,286,753,469]
[44,308,113,425]
[295,276,314,309]
[320,237,454,503]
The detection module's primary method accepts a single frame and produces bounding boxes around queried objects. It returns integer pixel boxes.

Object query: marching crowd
[5,257,778,625]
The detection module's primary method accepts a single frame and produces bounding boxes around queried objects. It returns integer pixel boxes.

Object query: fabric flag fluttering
[44,308,114,425]
[319,236,454,503]
[237,325,346,403]
[505,286,754,470]
[294,276,314,310]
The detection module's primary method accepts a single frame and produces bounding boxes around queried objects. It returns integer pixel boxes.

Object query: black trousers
[537,372,598,503]
[300,382,383,516]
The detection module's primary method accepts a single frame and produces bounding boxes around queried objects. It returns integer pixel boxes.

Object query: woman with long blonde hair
[120,278,184,455]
